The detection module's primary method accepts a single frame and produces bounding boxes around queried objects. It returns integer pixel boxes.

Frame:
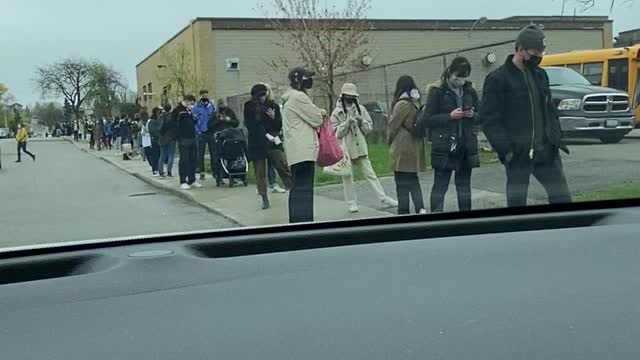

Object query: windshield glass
[1,0,638,248]
[545,67,592,86]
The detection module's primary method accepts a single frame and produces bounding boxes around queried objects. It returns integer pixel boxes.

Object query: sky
[0,0,637,106]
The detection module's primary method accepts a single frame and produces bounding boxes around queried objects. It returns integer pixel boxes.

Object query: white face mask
[410,89,421,101]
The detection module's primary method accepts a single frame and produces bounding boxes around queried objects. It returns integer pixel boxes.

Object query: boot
[261,194,270,210]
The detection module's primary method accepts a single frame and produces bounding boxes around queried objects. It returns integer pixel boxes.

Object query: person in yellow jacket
[15,123,36,163]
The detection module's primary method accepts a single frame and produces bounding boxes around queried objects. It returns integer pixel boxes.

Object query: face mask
[258,95,267,103]
[524,52,543,68]
[302,77,313,90]
[449,76,467,88]
[344,98,356,106]
[201,98,209,103]
[410,89,421,101]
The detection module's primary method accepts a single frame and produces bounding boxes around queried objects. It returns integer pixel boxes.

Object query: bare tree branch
[259,0,372,109]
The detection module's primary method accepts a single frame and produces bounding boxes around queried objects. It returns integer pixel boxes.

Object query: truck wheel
[600,135,625,144]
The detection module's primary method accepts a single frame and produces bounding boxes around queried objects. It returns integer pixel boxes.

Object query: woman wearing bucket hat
[330,83,398,213]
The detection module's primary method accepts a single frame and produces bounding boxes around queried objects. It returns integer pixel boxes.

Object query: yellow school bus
[541,45,640,127]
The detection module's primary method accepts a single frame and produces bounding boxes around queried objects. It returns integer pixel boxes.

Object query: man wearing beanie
[481,24,571,207]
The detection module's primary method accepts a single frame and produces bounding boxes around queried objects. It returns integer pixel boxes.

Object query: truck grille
[582,94,629,113]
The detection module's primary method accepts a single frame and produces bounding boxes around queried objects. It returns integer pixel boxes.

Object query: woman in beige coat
[331,83,398,213]
[282,67,325,223]
[387,75,427,215]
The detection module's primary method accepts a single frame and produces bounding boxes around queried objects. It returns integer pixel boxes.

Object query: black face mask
[201,98,209,103]
[525,55,543,68]
[302,78,313,90]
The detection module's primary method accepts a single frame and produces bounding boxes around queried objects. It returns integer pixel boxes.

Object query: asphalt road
[0,139,237,249]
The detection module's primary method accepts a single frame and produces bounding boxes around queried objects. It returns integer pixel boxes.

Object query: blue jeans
[267,159,277,187]
[158,141,176,176]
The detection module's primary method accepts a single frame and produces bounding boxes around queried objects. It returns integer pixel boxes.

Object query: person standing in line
[15,122,36,163]
[263,84,288,194]
[103,118,113,150]
[120,117,132,160]
[93,117,104,151]
[424,57,480,213]
[87,119,95,150]
[112,116,122,156]
[73,120,79,141]
[193,90,217,181]
[388,75,427,215]
[132,115,143,160]
[175,95,202,190]
[245,84,293,210]
[158,104,177,179]
[141,109,160,176]
[148,107,163,177]
[330,83,399,213]
[282,67,325,223]
[212,98,240,185]
[481,25,571,207]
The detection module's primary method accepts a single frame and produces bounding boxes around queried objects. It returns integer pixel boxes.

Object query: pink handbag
[316,117,344,167]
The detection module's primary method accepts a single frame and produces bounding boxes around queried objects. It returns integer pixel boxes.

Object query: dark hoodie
[243,84,283,161]
[173,103,196,143]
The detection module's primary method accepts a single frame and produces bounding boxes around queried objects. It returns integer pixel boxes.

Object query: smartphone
[463,106,473,111]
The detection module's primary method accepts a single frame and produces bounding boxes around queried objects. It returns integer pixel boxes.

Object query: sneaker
[381,197,399,208]
[167,173,173,178]
[152,172,159,177]
[180,183,191,190]
[192,182,204,188]
[271,185,287,194]
[348,202,359,213]
[418,209,428,215]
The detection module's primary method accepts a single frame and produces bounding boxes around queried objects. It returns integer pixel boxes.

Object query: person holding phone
[423,56,480,213]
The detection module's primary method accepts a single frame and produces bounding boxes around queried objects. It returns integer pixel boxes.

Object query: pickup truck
[544,67,635,144]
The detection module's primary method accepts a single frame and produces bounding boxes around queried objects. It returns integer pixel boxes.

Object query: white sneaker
[271,185,287,194]
[180,183,191,190]
[348,203,359,213]
[381,197,399,208]
[192,182,204,188]
[418,209,428,215]
[152,172,159,177]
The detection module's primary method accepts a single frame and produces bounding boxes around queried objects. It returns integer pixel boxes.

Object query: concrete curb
[67,139,244,226]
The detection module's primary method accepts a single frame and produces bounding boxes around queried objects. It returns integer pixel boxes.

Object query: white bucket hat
[341,83,359,97]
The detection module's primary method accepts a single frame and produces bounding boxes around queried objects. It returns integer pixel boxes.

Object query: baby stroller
[215,128,249,188]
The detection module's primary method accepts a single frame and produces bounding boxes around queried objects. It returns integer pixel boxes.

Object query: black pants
[506,154,572,207]
[196,132,218,178]
[289,161,315,223]
[179,142,197,185]
[17,142,35,161]
[431,166,472,213]
[394,172,424,215]
[144,144,160,173]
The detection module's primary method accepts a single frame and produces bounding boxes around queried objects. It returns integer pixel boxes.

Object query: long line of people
[70,24,570,223]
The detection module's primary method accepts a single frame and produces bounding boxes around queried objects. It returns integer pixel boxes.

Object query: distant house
[616,28,640,47]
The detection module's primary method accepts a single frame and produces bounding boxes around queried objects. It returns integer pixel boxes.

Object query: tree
[33,102,65,129]
[85,63,127,118]
[33,57,126,120]
[0,83,15,128]
[157,43,205,103]
[565,0,633,13]
[260,0,372,109]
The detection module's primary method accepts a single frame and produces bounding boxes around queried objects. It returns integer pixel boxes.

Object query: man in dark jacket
[481,25,571,207]
[211,98,240,185]
[174,95,201,190]
[157,104,177,178]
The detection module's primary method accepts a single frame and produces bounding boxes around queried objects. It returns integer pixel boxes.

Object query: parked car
[0,127,10,139]
[362,101,389,143]
[544,66,635,144]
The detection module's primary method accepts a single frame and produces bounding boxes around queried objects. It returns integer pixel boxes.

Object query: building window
[582,62,603,86]
[225,58,240,71]
[607,59,629,92]
[143,85,148,102]
[148,83,153,100]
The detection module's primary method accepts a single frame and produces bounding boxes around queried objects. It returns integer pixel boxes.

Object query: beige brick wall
[137,19,607,111]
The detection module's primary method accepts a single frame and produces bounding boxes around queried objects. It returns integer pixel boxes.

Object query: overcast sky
[0,0,636,106]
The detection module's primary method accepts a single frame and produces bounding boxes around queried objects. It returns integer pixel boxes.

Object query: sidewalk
[68,139,392,226]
